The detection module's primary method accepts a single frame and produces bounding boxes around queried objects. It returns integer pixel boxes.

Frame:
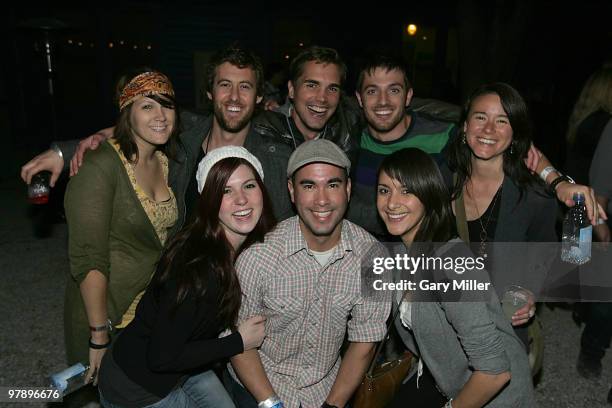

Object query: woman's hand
[78,270,110,386]
[512,292,536,327]
[86,332,110,386]
[237,315,267,351]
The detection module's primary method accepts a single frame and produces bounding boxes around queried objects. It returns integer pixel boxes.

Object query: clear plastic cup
[502,285,530,320]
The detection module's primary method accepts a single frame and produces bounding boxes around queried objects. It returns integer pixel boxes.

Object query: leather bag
[353,292,414,408]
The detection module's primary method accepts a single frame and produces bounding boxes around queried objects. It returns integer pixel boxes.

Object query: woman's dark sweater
[110,273,243,398]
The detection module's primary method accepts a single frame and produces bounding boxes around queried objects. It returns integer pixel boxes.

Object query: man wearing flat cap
[228,139,390,408]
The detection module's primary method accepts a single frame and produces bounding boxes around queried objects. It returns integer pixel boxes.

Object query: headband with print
[118,72,175,111]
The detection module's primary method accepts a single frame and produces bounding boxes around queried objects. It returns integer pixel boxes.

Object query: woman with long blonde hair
[566,67,612,148]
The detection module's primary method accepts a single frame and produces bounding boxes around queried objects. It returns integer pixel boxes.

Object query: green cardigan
[64,141,164,364]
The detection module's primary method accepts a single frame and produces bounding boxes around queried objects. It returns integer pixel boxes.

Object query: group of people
[20,44,609,407]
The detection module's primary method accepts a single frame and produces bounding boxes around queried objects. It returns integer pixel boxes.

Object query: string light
[64,39,153,51]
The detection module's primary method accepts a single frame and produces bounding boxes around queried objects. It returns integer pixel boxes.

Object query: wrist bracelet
[89,319,112,332]
[539,166,556,182]
[258,395,283,408]
[549,174,575,193]
[50,142,63,160]
[88,336,111,350]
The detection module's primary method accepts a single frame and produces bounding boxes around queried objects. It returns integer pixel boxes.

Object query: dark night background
[2,4,612,405]
[2,1,611,175]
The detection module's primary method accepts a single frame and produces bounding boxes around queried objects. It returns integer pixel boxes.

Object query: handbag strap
[365,290,410,376]
[453,173,470,243]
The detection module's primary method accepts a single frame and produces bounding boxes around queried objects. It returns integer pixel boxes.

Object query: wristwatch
[549,173,575,193]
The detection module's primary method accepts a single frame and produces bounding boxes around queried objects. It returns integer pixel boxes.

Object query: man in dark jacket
[252,46,361,164]
[21,46,294,228]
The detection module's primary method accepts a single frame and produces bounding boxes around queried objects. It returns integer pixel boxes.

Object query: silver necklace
[471,185,502,256]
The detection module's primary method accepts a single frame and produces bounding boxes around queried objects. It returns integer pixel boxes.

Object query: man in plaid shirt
[229,139,390,408]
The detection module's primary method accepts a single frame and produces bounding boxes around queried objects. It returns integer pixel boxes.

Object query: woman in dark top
[446,83,557,355]
[98,146,276,408]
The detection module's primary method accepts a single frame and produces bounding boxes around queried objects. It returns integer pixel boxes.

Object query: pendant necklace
[471,184,502,257]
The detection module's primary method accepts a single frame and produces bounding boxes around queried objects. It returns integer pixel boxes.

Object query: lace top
[110,140,178,245]
[110,140,177,328]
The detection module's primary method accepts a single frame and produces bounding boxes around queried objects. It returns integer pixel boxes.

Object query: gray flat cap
[287,139,351,177]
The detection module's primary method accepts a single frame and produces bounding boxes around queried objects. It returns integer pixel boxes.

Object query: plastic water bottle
[49,362,89,396]
[561,192,592,265]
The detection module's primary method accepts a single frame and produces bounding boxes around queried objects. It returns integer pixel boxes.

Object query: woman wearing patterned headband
[98,147,276,407]
[63,68,182,384]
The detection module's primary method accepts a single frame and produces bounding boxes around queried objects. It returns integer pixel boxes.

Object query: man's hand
[21,149,64,187]
[264,99,280,111]
[524,143,542,173]
[230,349,276,402]
[325,342,375,407]
[70,133,108,176]
[555,182,607,226]
[532,149,607,225]
[594,224,611,243]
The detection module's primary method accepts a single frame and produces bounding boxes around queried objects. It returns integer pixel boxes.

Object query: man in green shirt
[347,53,604,236]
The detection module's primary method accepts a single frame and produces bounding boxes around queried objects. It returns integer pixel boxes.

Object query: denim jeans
[100,370,235,408]
[222,368,258,408]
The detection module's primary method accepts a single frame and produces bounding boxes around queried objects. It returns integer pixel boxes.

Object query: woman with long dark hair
[98,146,276,407]
[378,148,535,407]
[446,83,557,357]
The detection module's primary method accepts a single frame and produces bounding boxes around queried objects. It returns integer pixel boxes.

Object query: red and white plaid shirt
[230,216,390,408]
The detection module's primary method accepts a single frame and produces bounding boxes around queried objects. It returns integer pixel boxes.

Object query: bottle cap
[572,192,585,203]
